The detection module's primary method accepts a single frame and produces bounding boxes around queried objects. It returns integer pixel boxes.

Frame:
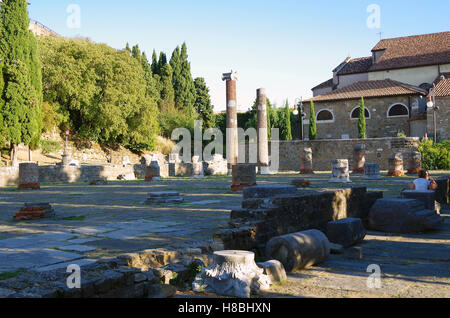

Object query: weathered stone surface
[14,203,55,221]
[329,159,351,183]
[231,164,257,192]
[435,175,450,204]
[326,218,366,247]
[387,153,405,177]
[401,190,441,214]
[204,155,228,176]
[89,178,107,185]
[243,184,297,200]
[369,199,444,233]
[257,260,287,284]
[193,250,270,298]
[407,152,422,174]
[300,148,314,174]
[352,144,366,174]
[145,191,184,204]
[145,161,161,181]
[329,243,344,254]
[346,246,364,260]
[363,163,381,180]
[265,230,330,272]
[148,284,177,298]
[291,179,311,188]
[18,163,40,190]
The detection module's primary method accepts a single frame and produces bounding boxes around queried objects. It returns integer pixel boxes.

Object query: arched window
[350,107,370,120]
[316,109,334,123]
[387,103,409,118]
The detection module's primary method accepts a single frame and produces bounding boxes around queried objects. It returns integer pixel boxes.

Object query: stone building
[308,31,450,141]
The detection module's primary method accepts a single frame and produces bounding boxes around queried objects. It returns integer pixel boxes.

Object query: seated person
[409,170,438,191]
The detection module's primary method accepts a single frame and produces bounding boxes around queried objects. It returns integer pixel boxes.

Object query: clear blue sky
[29,0,450,112]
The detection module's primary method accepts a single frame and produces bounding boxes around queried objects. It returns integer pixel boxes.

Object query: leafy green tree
[309,100,317,140]
[194,77,214,129]
[358,97,367,139]
[0,0,42,159]
[39,37,159,151]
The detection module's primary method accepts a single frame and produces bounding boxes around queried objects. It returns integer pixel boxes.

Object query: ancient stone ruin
[407,151,422,174]
[231,164,257,192]
[145,161,161,181]
[352,144,366,174]
[14,203,55,221]
[192,250,271,298]
[300,148,314,174]
[326,218,367,247]
[387,153,405,177]
[145,191,184,205]
[329,159,352,183]
[18,163,40,190]
[363,163,381,180]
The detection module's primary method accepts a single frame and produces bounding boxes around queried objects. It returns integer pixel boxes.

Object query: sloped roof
[434,73,450,97]
[337,57,373,75]
[370,31,450,71]
[312,78,333,90]
[306,79,427,102]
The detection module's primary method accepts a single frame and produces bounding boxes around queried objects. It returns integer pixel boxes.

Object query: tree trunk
[28,146,32,162]
[10,144,19,167]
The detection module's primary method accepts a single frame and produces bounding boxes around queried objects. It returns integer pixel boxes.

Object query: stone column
[407,151,422,174]
[145,161,161,181]
[329,159,352,183]
[352,144,366,174]
[300,148,314,174]
[222,71,239,175]
[18,162,40,190]
[192,156,205,179]
[257,88,270,175]
[363,163,381,179]
[387,153,405,177]
[231,164,257,192]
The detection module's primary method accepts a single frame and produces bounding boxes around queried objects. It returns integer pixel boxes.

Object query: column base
[231,183,257,192]
[18,183,40,190]
[352,168,364,174]
[300,169,314,174]
[387,170,405,177]
[407,169,421,175]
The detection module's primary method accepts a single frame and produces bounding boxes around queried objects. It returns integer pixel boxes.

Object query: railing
[29,19,59,37]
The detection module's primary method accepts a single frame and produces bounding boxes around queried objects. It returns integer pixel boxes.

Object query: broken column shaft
[257,88,270,174]
[223,71,239,175]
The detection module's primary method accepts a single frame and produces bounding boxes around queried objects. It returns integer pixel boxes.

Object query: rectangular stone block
[401,190,441,214]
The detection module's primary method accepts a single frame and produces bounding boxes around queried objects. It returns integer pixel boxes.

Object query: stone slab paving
[0,172,449,298]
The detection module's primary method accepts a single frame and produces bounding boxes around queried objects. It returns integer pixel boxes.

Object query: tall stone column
[222,71,239,175]
[257,88,270,174]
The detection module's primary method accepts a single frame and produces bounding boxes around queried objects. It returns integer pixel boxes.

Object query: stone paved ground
[0,171,449,298]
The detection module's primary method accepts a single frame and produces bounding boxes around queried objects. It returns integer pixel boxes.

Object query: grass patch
[62,215,86,221]
[0,269,27,281]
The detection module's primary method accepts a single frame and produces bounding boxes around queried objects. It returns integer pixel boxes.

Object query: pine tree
[0,0,42,160]
[284,100,293,141]
[358,97,367,139]
[194,77,214,129]
[309,100,317,140]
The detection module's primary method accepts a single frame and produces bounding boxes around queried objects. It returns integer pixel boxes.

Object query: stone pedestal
[363,163,381,180]
[192,162,205,179]
[407,151,422,174]
[145,161,161,181]
[231,164,257,192]
[329,159,351,183]
[300,148,314,174]
[387,153,405,177]
[192,250,271,298]
[401,190,441,214]
[14,203,55,221]
[18,163,40,190]
[326,218,367,247]
[352,144,366,174]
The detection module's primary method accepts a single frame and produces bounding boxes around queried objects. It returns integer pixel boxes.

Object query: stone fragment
[134,273,147,283]
[145,191,184,205]
[204,155,228,176]
[231,164,257,192]
[192,160,205,179]
[401,190,441,214]
[193,250,270,298]
[257,260,287,284]
[243,184,297,200]
[346,246,363,260]
[387,153,405,177]
[117,173,136,181]
[329,159,352,183]
[145,161,161,181]
[352,144,366,174]
[18,162,40,190]
[14,203,55,221]
[265,230,330,272]
[300,148,314,174]
[369,198,444,233]
[407,151,422,174]
[435,175,450,204]
[89,178,107,185]
[363,163,381,180]
[326,218,367,247]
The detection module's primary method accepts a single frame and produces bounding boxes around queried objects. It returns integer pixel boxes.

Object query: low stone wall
[265,137,420,172]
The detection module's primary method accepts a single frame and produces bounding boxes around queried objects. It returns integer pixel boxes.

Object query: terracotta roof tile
[434,74,450,97]
[370,31,450,71]
[306,79,427,102]
[337,57,373,75]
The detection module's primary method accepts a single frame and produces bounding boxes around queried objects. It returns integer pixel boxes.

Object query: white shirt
[413,178,431,191]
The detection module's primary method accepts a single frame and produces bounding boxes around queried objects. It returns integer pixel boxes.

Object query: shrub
[40,140,60,155]
[418,138,450,170]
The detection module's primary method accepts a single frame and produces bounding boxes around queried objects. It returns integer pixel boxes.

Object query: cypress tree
[170,43,196,113]
[158,52,167,71]
[151,50,158,75]
[284,100,293,141]
[309,100,317,140]
[194,77,214,129]
[0,0,42,159]
[358,97,367,139]
[125,43,131,54]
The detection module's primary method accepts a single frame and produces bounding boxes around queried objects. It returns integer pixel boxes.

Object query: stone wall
[303,96,420,139]
[428,96,450,141]
[240,137,420,172]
